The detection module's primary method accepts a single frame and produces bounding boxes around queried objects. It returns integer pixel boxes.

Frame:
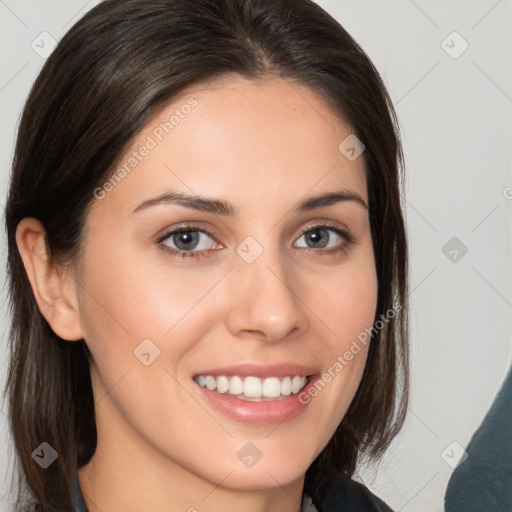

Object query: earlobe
[15,217,84,341]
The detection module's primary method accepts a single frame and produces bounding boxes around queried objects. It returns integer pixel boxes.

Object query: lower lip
[193,376,319,425]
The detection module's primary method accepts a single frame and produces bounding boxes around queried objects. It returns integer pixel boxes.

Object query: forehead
[90,75,367,219]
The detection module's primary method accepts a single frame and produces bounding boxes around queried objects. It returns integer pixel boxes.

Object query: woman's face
[75,75,377,494]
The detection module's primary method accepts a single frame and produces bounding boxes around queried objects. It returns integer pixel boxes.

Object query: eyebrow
[131,188,368,216]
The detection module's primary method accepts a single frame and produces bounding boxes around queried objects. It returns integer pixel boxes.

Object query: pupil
[175,231,198,250]
[308,229,328,248]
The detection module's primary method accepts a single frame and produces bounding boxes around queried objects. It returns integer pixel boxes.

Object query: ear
[15,217,84,341]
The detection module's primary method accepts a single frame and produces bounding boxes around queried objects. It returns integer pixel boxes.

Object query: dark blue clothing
[304,468,394,511]
[444,367,512,512]
[72,467,394,511]
[72,477,88,512]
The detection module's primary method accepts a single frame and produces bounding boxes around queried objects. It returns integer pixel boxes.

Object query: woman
[3,0,409,510]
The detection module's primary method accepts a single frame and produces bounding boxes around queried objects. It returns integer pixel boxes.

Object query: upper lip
[193,363,320,378]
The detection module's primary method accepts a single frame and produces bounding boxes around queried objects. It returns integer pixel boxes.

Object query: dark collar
[305,468,394,512]
[72,475,88,512]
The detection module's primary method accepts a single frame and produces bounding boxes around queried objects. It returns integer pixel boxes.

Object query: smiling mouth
[193,374,311,402]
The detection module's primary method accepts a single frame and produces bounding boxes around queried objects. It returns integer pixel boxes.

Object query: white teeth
[262,377,281,397]
[229,376,244,395]
[280,376,292,395]
[243,376,262,397]
[216,376,230,393]
[195,374,309,399]
[205,376,217,391]
[291,375,304,394]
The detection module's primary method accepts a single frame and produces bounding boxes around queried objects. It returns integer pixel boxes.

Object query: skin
[16,75,377,512]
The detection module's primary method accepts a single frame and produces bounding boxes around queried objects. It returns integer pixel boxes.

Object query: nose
[225,245,309,343]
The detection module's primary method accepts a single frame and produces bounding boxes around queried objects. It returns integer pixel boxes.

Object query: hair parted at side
[3,0,409,510]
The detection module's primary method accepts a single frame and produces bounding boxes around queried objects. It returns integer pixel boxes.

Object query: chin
[213,462,307,491]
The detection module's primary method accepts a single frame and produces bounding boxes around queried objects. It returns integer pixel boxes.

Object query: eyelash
[157,222,354,259]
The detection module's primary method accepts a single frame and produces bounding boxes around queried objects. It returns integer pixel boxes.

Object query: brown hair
[3,0,409,510]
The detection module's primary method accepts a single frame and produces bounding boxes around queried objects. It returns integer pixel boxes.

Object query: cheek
[77,234,215,340]
[310,251,378,348]
[76,243,222,437]
[301,247,378,419]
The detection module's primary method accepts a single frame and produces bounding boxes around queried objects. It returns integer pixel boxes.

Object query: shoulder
[307,468,394,512]
[444,368,512,512]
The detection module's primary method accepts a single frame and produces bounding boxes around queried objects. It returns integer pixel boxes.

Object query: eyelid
[296,220,355,243]
[156,222,220,244]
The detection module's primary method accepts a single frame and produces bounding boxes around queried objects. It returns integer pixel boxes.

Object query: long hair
[3,0,409,510]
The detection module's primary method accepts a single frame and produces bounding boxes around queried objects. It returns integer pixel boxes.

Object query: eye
[158,226,219,258]
[157,222,354,259]
[294,224,353,253]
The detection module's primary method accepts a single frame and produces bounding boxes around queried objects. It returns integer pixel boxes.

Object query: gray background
[0,1,511,511]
